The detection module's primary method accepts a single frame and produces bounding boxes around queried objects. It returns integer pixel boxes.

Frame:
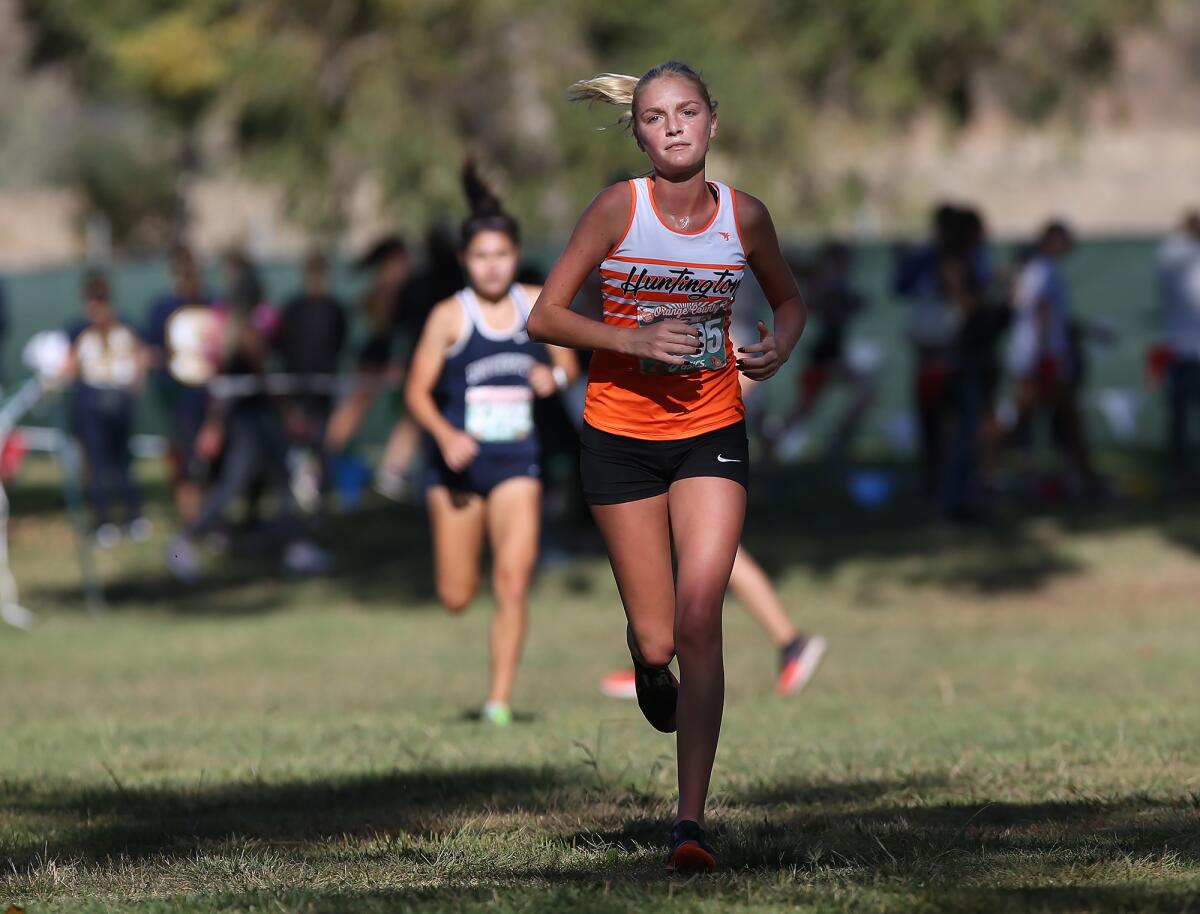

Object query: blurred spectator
[324,234,411,474]
[143,245,213,525]
[167,264,328,582]
[774,240,875,466]
[937,207,1000,519]
[219,250,283,526]
[219,250,282,344]
[1006,221,1101,495]
[893,205,977,500]
[277,250,348,506]
[65,271,149,547]
[0,275,8,389]
[399,223,464,347]
[374,225,466,500]
[1157,210,1200,487]
[356,234,413,370]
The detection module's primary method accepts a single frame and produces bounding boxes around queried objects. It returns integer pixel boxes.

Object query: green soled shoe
[481,701,513,726]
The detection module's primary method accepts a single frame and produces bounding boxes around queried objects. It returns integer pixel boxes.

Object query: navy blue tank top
[432,285,548,460]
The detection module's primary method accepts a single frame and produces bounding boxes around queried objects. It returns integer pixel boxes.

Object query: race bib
[639,311,728,376]
[465,386,534,442]
[77,325,140,389]
[165,305,217,386]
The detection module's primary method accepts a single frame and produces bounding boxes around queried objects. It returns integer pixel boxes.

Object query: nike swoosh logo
[716,454,741,463]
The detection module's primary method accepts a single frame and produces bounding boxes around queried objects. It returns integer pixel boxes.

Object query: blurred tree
[20,0,1159,245]
[23,0,234,245]
[67,122,177,251]
[0,0,76,191]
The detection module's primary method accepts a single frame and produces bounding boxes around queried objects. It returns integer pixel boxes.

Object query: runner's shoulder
[425,294,466,346]
[732,190,770,230]
[585,181,635,232]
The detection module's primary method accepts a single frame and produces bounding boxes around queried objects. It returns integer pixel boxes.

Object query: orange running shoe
[777,634,828,696]
[667,820,717,874]
[600,668,638,700]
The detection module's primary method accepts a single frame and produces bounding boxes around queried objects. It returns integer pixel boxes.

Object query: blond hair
[567,61,717,129]
[567,73,639,122]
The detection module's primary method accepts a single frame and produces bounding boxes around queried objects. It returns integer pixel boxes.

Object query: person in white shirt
[1007,221,1100,494]
[1157,210,1200,484]
[66,272,150,546]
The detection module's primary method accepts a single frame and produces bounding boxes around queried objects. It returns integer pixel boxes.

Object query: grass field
[3,460,1200,912]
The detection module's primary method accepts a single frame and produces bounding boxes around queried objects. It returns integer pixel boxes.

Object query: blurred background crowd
[3,203,1200,588]
[1,0,1199,593]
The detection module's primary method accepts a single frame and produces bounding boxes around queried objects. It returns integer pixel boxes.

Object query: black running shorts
[579,420,749,506]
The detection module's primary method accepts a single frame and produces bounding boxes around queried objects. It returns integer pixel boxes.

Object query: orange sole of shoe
[667,842,717,874]
[776,660,803,695]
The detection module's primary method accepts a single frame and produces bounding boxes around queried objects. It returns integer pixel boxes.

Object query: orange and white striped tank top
[584,176,748,440]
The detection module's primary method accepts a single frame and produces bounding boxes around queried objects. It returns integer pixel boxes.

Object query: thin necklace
[658,182,713,230]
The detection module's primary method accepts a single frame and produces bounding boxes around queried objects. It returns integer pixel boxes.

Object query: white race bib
[77,325,140,388]
[165,305,217,386]
[465,386,533,443]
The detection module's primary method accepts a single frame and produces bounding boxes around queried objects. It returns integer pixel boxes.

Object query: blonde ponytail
[567,62,717,130]
[567,73,638,123]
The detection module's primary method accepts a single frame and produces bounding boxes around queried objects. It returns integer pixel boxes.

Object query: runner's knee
[633,630,675,668]
[437,578,477,614]
[491,554,533,603]
[674,600,723,658]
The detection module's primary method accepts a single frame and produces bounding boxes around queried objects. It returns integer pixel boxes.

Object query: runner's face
[634,76,716,175]
[463,230,519,301]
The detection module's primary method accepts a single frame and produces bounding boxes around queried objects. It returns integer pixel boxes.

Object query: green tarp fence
[0,235,1168,454]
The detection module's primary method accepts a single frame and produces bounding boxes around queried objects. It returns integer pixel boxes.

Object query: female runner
[406,163,580,726]
[527,61,806,873]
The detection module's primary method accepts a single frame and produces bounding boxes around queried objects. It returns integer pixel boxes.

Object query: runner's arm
[521,284,580,384]
[736,193,806,380]
[548,345,581,386]
[527,186,697,367]
[404,298,465,447]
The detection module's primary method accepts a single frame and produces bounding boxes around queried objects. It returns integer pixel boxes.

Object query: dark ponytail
[461,159,520,248]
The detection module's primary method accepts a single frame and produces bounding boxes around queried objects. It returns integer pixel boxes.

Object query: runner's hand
[438,429,480,472]
[737,321,783,381]
[528,363,557,398]
[627,319,702,366]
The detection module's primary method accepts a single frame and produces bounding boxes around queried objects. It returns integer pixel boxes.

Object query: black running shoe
[628,626,678,733]
[667,819,717,874]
